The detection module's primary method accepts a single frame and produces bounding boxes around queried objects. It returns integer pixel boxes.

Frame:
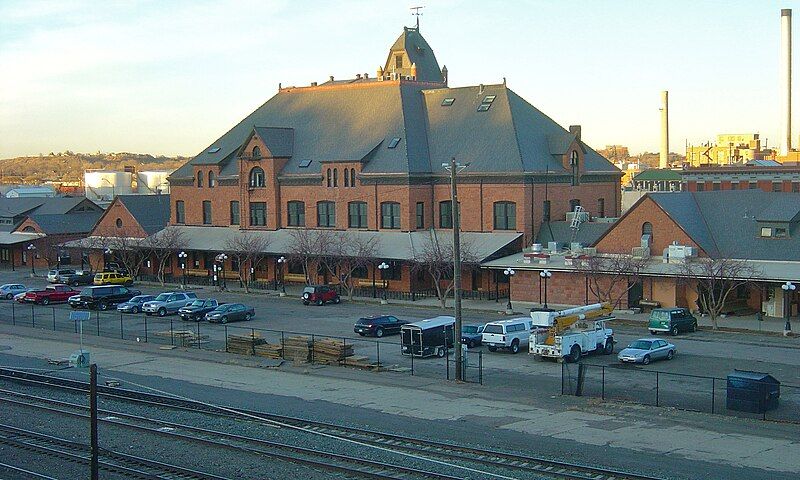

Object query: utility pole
[445,157,468,381]
[89,363,99,480]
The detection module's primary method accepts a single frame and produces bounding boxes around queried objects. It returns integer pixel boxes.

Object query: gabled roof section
[33,197,99,215]
[115,194,171,235]
[0,198,47,217]
[648,193,718,256]
[26,212,102,235]
[536,221,613,247]
[384,27,444,83]
[547,133,577,155]
[252,127,294,157]
[756,196,800,222]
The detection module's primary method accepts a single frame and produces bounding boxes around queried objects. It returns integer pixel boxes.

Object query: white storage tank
[84,171,133,202]
[136,171,172,194]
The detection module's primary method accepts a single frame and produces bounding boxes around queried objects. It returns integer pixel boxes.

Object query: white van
[482,318,533,354]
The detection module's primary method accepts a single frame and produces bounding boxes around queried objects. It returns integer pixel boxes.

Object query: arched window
[252,146,261,158]
[208,171,215,188]
[22,226,35,232]
[569,198,581,212]
[642,222,653,244]
[344,168,349,187]
[326,169,332,187]
[197,171,203,187]
[333,169,338,187]
[350,168,356,187]
[570,150,580,186]
[381,202,401,229]
[115,218,123,228]
[249,167,265,188]
[493,202,516,230]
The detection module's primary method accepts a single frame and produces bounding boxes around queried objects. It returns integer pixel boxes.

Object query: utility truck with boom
[529,303,615,362]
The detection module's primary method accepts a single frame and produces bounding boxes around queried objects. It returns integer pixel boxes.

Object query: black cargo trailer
[726,370,780,413]
[401,316,455,358]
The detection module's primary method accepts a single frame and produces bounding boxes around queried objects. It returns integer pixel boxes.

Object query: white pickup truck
[528,304,615,362]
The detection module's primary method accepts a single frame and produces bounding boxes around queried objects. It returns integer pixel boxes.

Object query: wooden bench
[638,299,661,312]
[356,279,386,288]
[186,269,209,277]
[284,273,307,283]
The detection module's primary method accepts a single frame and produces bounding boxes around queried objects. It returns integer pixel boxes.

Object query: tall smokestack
[660,91,669,169]
[780,9,792,156]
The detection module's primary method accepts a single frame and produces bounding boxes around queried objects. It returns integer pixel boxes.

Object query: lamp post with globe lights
[503,268,516,314]
[378,262,389,304]
[277,256,287,296]
[540,270,552,309]
[178,251,188,288]
[26,244,36,277]
[215,253,228,291]
[782,281,796,336]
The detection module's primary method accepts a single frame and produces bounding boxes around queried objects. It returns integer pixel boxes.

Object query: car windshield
[215,304,233,312]
[303,287,315,294]
[154,293,170,301]
[650,311,670,322]
[483,324,504,334]
[188,300,205,307]
[131,295,152,303]
[629,340,653,350]
[80,288,93,296]
[462,325,480,334]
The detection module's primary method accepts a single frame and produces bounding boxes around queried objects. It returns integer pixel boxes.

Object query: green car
[648,308,698,336]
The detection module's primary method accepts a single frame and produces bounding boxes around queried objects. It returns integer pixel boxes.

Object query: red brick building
[682,164,800,193]
[159,26,621,294]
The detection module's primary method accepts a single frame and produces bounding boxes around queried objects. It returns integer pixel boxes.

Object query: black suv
[69,285,142,311]
[354,315,408,337]
[57,271,94,287]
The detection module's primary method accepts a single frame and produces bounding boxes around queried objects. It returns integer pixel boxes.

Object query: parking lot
[2,269,800,409]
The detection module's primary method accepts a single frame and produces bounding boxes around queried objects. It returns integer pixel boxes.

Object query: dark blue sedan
[117,295,156,314]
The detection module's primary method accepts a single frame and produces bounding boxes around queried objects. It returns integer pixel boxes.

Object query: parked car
[103,263,129,276]
[648,308,698,336]
[23,284,79,305]
[618,338,676,365]
[301,285,340,306]
[69,285,142,310]
[461,324,486,348]
[117,295,157,314]
[57,270,95,287]
[178,299,222,321]
[47,268,76,283]
[0,284,28,300]
[142,292,197,317]
[354,315,408,337]
[482,318,533,354]
[94,272,133,286]
[205,303,255,323]
[14,288,36,303]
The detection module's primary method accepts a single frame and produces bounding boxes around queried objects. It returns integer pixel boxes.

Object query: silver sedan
[618,338,676,365]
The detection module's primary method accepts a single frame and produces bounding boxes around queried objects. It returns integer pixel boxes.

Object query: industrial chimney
[780,9,792,156]
[660,91,669,169]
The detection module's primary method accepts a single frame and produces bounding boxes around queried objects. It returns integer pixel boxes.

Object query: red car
[301,285,340,306]
[24,284,79,305]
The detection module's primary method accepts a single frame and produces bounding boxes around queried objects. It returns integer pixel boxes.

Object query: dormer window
[388,137,401,149]
[775,227,787,238]
[760,227,772,237]
[252,146,261,158]
[395,54,403,69]
[249,167,265,188]
[570,150,580,186]
[197,171,203,187]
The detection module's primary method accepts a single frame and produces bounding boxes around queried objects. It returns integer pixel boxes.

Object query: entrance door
[628,281,643,308]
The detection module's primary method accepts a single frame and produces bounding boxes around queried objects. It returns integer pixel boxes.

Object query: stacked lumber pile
[341,355,381,370]
[254,343,283,359]
[312,338,354,364]
[227,333,266,355]
[283,336,312,362]
[154,330,209,347]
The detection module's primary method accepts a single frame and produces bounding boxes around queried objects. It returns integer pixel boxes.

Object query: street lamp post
[178,251,188,288]
[26,244,36,277]
[504,268,515,314]
[782,281,796,336]
[277,256,287,296]
[216,253,228,291]
[378,262,389,304]
[540,270,552,309]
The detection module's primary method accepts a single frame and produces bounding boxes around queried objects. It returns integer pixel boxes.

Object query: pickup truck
[56,271,95,287]
[24,284,80,305]
[178,298,222,321]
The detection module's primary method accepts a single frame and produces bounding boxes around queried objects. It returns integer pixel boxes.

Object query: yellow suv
[94,272,134,286]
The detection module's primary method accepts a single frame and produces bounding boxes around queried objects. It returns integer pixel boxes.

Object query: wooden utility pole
[448,157,464,381]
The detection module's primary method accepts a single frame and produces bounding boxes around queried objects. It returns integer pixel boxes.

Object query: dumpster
[726,370,780,413]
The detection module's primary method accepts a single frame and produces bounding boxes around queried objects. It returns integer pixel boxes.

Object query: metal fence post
[119,312,123,339]
[711,378,715,414]
[410,348,414,376]
[196,321,201,349]
[11,301,15,325]
[96,310,100,336]
[655,371,660,406]
[30,304,34,327]
[341,337,346,366]
[311,334,315,363]
[251,328,256,356]
[170,318,174,346]
[602,366,605,400]
[561,362,564,395]
[445,343,450,380]
[479,351,483,385]
[144,315,148,343]
[281,331,285,360]
[52,308,56,331]
[224,325,228,352]
[376,341,380,369]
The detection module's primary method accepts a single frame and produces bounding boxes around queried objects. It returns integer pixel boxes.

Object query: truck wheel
[436,347,445,358]
[158,307,167,317]
[303,301,309,306]
[510,340,520,354]
[316,299,323,306]
[375,327,384,338]
[650,330,657,335]
[671,326,679,336]
[488,346,497,352]
[41,298,50,306]
[603,339,614,355]
[99,302,108,311]
[568,345,581,363]
[333,296,341,304]
[466,340,475,348]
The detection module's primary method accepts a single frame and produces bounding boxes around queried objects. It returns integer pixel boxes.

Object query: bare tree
[286,229,334,285]
[82,235,113,272]
[677,258,761,330]
[33,235,63,269]
[320,232,380,300]
[224,231,272,293]
[412,235,479,309]
[143,227,186,286]
[106,236,149,279]
[576,254,650,309]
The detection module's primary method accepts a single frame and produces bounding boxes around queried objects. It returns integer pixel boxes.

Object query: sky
[1,0,799,158]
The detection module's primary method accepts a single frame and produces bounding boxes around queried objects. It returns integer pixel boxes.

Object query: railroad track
[0,422,226,480]
[0,367,664,480]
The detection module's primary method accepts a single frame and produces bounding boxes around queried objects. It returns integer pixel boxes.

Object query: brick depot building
[159,26,621,293]
[486,190,800,318]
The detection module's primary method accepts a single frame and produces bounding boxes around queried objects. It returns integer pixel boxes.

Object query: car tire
[487,346,497,352]
[671,326,679,336]
[70,304,78,309]
[510,340,520,354]
[316,299,323,306]
[244,313,252,321]
[99,302,108,311]
[333,296,340,304]
[436,347,445,358]
[5,293,12,299]
[221,316,228,324]
[692,322,697,332]
[642,355,651,365]
[603,339,614,355]
[375,327,384,338]
[302,293,310,300]
[72,281,79,287]
[41,298,50,306]
[303,301,309,306]
[358,333,365,336]
[158,308,167,317]
[650,330,657,335]
[667,350,674,360]
[466,340,474,348]
[131,306,139,314]
[569,345,581,363]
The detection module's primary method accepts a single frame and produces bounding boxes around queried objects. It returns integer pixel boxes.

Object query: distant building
[598,145,630,162]
[686,133,775,167]
[84,169,173,203]
[681,164,800,192]
[632,169,683,192]
[5,186,56,198]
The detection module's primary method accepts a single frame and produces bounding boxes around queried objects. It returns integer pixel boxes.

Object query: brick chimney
[569,125,581,141]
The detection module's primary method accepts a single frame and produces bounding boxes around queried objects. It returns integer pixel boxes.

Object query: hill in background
[0,151,190,184]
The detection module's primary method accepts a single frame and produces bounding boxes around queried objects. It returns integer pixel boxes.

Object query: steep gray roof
[253,127,294,157]
[0,198,47,217]
[116,194,171,235]
[28,212,101,235]
[384,27,444,83]
[649,191,800,260]
[536,221,613,247]
[32,197,99,215]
